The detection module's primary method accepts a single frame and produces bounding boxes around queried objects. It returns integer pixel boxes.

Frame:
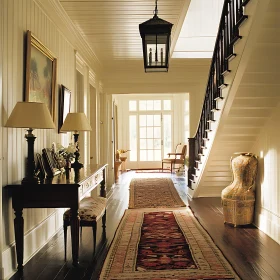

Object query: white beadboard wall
[252,103,280,245]
[0,0,104,279]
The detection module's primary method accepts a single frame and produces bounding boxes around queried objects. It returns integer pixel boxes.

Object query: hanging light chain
[154,0,158,16]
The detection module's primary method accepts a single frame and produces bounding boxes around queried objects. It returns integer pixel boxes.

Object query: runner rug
[136,169,171,173]
[129,178,186,208]
[99,208,240,280]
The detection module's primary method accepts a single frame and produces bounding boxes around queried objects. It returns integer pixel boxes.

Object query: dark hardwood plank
[9,171,280,280]
[188,197,280,280]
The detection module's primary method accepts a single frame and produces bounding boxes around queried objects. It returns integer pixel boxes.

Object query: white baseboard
[255,206,280,245]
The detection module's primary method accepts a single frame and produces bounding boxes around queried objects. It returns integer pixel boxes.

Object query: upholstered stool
[63,196,107,260]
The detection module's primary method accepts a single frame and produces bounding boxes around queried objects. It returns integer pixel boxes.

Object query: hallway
[9,171,280,280]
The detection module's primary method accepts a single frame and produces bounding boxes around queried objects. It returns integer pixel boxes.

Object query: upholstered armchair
[162,143,187,173]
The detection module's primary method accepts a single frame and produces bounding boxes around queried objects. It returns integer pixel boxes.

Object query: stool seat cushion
[63,197,107,222]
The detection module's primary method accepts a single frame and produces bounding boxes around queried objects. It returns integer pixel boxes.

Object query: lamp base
[22,176,40,185]
[71,161,83,169]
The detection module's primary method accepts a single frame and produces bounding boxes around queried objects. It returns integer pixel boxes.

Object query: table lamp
[5,102,55,184]
[60,112,92,169]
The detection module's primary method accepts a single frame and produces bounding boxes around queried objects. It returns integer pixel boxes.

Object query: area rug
[99,208,240,280]
[136,169,171,173]
[129,178,186,208]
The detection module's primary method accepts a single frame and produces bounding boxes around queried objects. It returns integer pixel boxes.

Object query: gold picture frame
[25,30,57,119]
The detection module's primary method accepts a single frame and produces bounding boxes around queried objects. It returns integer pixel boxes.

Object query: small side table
[120,156,127,172]
[114,160,122,181]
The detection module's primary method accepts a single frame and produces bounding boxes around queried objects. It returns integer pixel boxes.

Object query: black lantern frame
[139,0,173,72]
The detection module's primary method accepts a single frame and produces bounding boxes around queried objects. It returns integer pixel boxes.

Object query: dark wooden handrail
[188,0,250,188]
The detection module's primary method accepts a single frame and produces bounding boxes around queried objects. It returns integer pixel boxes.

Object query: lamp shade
[5,102,55,129]
[60,112,92,132]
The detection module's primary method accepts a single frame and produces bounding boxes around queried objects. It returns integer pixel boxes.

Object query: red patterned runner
[137,211,197,270]
[99,208,240,280]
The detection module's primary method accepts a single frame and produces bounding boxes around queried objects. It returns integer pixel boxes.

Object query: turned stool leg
[102,210,106,230]
[63,223,68,261]
[92,222,97,254]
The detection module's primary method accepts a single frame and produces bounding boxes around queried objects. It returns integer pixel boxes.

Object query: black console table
[6,164,108,269]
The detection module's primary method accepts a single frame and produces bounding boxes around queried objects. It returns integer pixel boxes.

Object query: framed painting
[58,85,71,133]
[25,30,57,119]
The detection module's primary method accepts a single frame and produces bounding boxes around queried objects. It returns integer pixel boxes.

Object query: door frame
[115,93,189,170]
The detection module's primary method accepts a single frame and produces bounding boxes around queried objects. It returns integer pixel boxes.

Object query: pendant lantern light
[139,0,173,72]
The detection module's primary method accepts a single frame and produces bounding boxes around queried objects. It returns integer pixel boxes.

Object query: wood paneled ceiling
[59,0,190,65]
[57,0,213,94]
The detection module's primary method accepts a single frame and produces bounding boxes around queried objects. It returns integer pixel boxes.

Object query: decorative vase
[119,155,127,162]
[119,155,127,172]
[65,159,71,170]
[116,151,120,161]
[221,152,258,226]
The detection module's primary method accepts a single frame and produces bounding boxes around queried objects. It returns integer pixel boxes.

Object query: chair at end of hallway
[162,143,187,173]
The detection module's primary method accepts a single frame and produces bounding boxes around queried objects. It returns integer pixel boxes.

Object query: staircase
[188,0,280,198]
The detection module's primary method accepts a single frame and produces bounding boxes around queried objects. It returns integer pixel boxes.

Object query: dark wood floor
[9,170,280,280]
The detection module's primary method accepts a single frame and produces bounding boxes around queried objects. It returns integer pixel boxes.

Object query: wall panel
[252,102,280,245]
[0,0,81,278]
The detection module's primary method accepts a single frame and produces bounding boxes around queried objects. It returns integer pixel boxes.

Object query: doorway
[128,99,173,169]
[115,94,189,170]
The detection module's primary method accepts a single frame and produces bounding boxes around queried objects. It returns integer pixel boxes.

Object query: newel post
[188,138,196,188]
